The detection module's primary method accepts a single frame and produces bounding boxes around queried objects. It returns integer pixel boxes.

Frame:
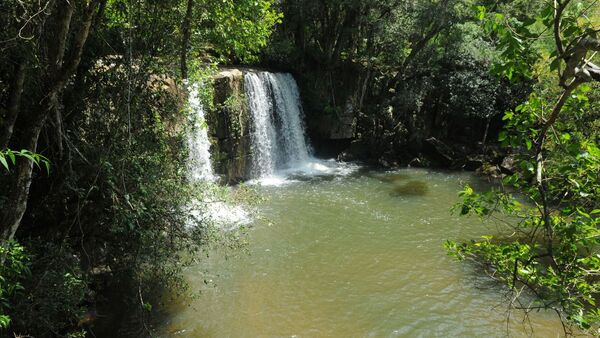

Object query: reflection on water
[158,169,569,337]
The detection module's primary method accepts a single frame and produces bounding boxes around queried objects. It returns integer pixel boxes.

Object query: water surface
[161,169,566,337]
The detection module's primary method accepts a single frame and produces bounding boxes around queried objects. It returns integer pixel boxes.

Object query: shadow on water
[389,180,429,197]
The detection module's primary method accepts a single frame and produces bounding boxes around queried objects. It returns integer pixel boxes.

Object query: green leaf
[6,151,15,164]
[563,25,580,37]
[474,5,486,21]
[43,161,50,175]
[0,155,9,171]
[0,315,11,329]
[18,150,35,163]
[502,112,514,121]
[522,18,536,26]
[550,58,560,72]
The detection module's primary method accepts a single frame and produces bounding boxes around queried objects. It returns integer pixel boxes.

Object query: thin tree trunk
[1,107,48,240]
[359,69,371,111]
[48,1,75,73]
[481,116,491,153]
[533,82,579,271]
[0,62,26,149]
[180,0,194,79]
[1,0,101,241]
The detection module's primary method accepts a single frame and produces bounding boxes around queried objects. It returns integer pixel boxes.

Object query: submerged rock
[390,180,429,197]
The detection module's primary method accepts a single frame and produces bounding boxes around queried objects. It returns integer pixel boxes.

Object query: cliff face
[197,66,513,183]
[206,69,252,183]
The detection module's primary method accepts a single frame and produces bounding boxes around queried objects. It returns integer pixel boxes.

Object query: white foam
[205,201,251,231]
[248,158,360,186]
[248,175,295,187]
[188,198,251,231]
[282,158,359,177]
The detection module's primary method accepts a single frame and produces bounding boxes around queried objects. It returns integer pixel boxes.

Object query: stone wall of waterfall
[244,72,312,178]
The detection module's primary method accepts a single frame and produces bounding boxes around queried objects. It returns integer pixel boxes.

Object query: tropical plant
[447,1,600,333]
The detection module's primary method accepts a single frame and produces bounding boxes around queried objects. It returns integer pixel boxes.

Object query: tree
[0,0,279,334]
[0,0,280,241]
[447,1,600,333]
[0,0,105,241]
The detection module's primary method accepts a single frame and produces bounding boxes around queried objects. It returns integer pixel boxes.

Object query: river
[158,168,565,337]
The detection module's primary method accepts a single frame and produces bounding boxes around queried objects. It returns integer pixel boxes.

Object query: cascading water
[244,73,280,178]
[244,71,313,180]
[187,83,215,182]
[267,73,311,165]
[186,83,250,229]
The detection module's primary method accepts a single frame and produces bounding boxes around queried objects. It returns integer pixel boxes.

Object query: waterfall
[244,73,279,178]
[245,71,312,178]
[267,73,311,165]
[186,83,250,229]
[187,83,215,182]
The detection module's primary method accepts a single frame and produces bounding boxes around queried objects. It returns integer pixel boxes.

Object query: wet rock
[463,156,484,171]
[329,100,357,139]
[338,140,368,161]
[408,156,431,168]
[378,158,391,167]
[476,163,502,179]
[208,68,252,183]
[500,155,516,175]
[423,137,455,167]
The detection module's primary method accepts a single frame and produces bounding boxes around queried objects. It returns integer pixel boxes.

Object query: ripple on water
[161,168,573,337]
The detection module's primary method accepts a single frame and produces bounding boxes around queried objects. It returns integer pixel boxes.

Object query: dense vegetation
[0,0,278,336]
[0,0,598,336]
[447,0,600,334]
[262,0,534,163]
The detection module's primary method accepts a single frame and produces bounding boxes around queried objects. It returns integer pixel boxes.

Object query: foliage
[0,0,277,335]
[447,1,600,333]
[9,241,88,336]
[0,149,50,173]
[197,0,283,63]
[0,241,29,330]
[265,0,531,162]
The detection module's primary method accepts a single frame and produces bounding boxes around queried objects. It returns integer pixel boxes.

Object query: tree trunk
[481,116,491,153]
[0,62,26,149]
[0,0,102,241]
[180,0,194,79]
[1,108,48,240]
